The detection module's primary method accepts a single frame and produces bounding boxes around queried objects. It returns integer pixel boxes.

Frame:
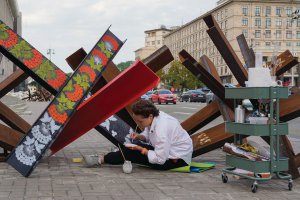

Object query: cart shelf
[225,154,289,173]
[225,87,289,99]
[225,122,288,136]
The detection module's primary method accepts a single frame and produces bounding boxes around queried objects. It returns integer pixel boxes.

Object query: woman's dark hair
[132,100,159,118]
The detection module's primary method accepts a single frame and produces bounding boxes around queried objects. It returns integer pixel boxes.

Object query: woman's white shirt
[140,111,193,165]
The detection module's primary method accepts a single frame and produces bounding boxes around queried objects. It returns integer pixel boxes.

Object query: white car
[141,94,149,100]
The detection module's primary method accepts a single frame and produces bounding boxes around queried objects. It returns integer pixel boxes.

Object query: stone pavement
[0,102,300,200]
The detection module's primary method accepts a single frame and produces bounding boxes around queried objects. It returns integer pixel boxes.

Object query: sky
[18,0,219,72]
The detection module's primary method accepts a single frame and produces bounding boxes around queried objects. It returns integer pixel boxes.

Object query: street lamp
[47,48,55,61]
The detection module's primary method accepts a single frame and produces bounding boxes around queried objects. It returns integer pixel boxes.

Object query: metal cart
[222,87,292,193]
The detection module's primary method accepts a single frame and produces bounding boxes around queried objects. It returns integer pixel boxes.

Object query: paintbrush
[118,143,126,161]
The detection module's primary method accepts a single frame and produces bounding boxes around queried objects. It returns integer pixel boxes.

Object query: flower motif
[102,35,119,51]
[34,140,45,154]
[40,112,60,134]
[112,130,117,137]
[15,136,37,166]
[100,115,117,130]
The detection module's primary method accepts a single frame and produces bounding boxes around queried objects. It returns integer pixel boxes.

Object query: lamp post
[47,48,55,61]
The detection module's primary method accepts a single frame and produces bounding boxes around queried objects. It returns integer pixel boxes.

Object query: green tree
[162,61,203,91]
[117,61,134,71]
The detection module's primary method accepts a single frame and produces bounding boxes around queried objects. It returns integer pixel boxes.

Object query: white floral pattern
[100,115,117,130]
[15,111,59,166]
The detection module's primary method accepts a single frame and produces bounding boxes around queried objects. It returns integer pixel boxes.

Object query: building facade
[164,0,300,85]
[0,0,22,88]
[135,26,172,60]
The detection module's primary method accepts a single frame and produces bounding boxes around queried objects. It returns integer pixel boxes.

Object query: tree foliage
[117,61,134,71]
[156,60,203,91]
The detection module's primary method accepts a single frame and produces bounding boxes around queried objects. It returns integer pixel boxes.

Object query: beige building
[135,26,172,60]
[164,0,300,86]
[0,0,22,89]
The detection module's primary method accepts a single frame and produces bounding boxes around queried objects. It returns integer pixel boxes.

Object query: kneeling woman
[86,100,193,170]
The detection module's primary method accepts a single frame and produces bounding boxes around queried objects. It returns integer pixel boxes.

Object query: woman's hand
[126,145,148,155]
[130,133,140,140]
[130,133,146,141]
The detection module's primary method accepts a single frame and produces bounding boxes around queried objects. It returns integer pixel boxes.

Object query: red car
[150,89,176,104]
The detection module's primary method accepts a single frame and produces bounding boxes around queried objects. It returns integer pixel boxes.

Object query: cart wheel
[251,181,258,193]
[221,173,228,183]
[288,180,293,191]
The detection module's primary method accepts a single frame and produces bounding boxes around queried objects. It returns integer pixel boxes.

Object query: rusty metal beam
[0,69,28,98]
[192,123,233,157]
[0,124,23,147]
[181,100,221,134]
[200,55,234,122]
[275,50,299,76]
[203,14,248,86]
[0,101,30,134]
[66,45,174,128]
[236,34,255,68]
[179,50,226,102]
[279,93,300,122]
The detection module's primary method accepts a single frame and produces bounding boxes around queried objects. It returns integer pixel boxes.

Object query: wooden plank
[0,69,28,98]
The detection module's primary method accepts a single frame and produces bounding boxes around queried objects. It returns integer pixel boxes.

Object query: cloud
[17,0,218,72]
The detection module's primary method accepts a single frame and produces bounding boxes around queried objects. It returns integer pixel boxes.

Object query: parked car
[146,90,153,98]
[150,89,176,104]
[206,90,215,104]
[140,94,149,100]
[197,86,210,94]
[180,90,206,102]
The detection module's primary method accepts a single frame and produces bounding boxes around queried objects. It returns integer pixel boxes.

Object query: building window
[266,6,271,16]
[276,18,282,27]
[157,40,160,45]
[276,7,282,16]
[152,41,155,45]
[255,42,260,46]
[297,19,300,27]
[297,31,300,39]
[297,42,300,47]
[265,18,271,27]
[255,6,261,16]
[242,6,248,15]
[287,19,292,27]
[286,31,292,39]
[265,30,271,38]
[286,42,292,47]
[242,18,248,26]
[266,42,271,46]
[276,30,282,38]
[286,7,292,16]
[242,29,248,38]
[255,30,261,38]
[255,18,261,26]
